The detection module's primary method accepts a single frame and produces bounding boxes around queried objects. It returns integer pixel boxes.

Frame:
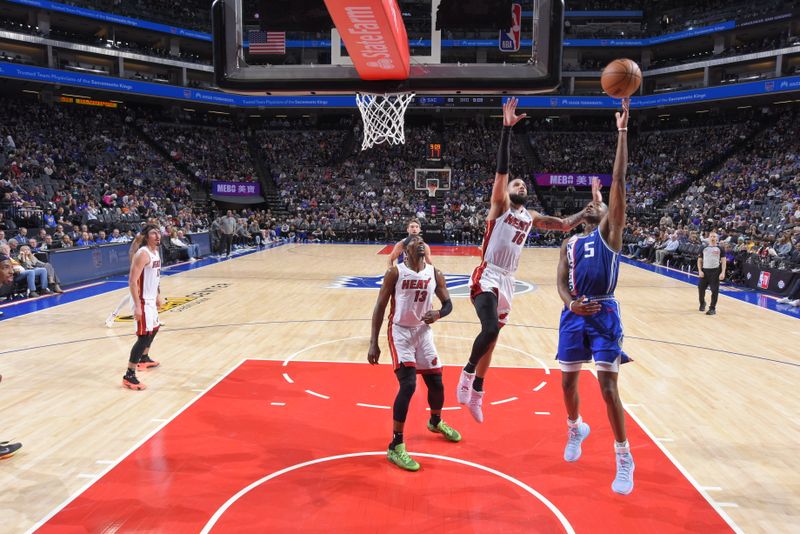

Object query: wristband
[618,128,628,132]
[568,300,576,312]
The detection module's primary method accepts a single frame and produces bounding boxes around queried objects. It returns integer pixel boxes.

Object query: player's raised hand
[592,177,603,203]
[569,296,602,316]
[616,97,630,130]
[367,343,381,365]
[503,97,527,127]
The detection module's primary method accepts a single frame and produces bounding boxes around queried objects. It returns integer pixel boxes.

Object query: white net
[355,92,415,150]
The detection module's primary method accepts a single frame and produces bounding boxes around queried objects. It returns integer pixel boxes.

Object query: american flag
[248,30,286,55]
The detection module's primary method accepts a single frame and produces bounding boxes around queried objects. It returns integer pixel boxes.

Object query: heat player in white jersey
[457,97,588,423]
[368,234,461,471]
[122,225,163,390]
[105,233,144,327]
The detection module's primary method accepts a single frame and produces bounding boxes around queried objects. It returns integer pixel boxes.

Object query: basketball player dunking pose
[386,218,433,268]
[122,225,163,390]
[556,98,634,495]
[369,234,460,471]
[457,97,588,422]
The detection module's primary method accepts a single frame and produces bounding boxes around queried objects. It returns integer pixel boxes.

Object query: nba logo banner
[758,271,771,289]
[499,3,522,52]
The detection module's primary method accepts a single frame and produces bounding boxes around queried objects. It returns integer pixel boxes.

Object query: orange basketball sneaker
[137,355,160,371]
[122,374,147,390]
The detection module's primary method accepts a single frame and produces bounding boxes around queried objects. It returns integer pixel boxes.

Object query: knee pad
[396,366,417,395]
[422,372,443,391]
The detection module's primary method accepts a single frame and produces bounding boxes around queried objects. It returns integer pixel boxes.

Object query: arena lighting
[658,114,670,117]
[109,100,123,103]
[62,93,92,99]
[21,89,38,94]
[249,114,261,117]
[695,109,710,113]
[773,100,793,104]
[208,110,230,114]
[737,105,752,109]
[183,108,196,112]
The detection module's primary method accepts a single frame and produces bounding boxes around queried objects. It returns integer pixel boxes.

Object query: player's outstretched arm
[423,268,452,324]
[530,209,587,232]
[557,239,601,316]
[368,267,399,364]
[387,241,403,269]
[489,97,527,220]
[600,97,629,252]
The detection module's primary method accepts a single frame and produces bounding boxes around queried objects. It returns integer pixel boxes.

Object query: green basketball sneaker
[427,420,462,442]
[387,443,420,471]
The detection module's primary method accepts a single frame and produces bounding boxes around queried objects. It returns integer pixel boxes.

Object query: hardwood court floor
[0,244,797,533]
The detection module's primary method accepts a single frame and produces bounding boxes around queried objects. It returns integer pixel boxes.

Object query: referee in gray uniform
[697,232,726,315]
[220,210,237,257]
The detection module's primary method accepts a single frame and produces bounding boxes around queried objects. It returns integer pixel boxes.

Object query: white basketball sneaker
[467,390,484,423]
[612,446,635,495]
[564,421,591,462]
[456,370,475,405]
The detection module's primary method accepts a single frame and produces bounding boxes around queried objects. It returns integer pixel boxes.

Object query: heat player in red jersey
[122,224,163,390]
[457,97,589,423]
[368,234,460,471]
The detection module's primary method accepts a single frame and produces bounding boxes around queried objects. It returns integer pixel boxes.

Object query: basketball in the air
[601,59,642,98]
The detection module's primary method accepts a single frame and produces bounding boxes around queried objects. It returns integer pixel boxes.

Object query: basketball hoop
[355,92,415,150]
[426,183,438,197]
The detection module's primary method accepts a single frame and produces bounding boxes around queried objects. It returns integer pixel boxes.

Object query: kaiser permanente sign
[1,63,798,109]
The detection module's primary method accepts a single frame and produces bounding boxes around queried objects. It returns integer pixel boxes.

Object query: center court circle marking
[199,451,575,534]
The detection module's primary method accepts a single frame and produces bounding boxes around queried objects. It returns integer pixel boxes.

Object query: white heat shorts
[387,323,442,373]
[470,261,514,325]
[134,299,159,336]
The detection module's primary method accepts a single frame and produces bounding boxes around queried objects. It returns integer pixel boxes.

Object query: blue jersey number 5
[584,241,595,258]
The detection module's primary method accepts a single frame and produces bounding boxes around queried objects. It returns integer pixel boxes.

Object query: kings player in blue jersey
[556,98,635,495]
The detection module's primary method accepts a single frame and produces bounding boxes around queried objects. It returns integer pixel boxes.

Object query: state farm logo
[345,6,396,70]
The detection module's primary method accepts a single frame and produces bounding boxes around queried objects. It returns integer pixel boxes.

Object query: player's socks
[456,370,476,404]
[429,414,441,427]
[564,416,591,462]
[464,362,476,374]
[472,376,484,392]
[612,441,635,495]
[389,431,403,450]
